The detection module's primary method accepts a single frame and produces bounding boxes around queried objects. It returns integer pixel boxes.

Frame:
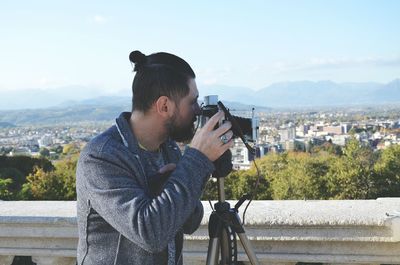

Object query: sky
[0,0,399,96]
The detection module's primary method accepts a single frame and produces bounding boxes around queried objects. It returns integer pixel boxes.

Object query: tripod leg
[221,225,238,264]
[206,212,221,265]
[237,232,260,265]
[206,237,219,265]
[220,227,230,265]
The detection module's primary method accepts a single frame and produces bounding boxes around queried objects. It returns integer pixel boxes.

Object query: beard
[167,114,197,143]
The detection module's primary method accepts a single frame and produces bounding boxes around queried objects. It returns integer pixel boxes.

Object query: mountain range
[1,79,400,125]
[200,79,400,107]
[1,79,399,111]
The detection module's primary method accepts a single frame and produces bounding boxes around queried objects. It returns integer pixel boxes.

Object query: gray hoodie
[76,112,215,264]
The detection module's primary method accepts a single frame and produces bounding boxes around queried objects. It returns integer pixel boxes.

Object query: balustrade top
[0,198,399,227]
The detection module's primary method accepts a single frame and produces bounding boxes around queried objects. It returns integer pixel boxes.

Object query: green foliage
[310,141,342,156]
[257,152,332,200]
[0,178,13,199]
[39,147,50,157]
[2,139,400,201]
[51,145,63,154]
[21,167,64,200]
[374,144,400,197]
[327,138,378,199]
[348,126,367,135]
[0,155,54,176]
[53,154,78,199]
[203,140,400,201]
[0,167,24,193]
[0,153,78,200]
[202,163,270,201]
[0,155,54,199]
[62,143,82,155]
[20,154,78,200]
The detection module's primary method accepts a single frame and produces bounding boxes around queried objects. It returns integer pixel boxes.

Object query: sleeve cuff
[183,147,215,175]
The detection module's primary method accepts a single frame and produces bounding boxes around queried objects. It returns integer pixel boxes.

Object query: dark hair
[129,50,196,112]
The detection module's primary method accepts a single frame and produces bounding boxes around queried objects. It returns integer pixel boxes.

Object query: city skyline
[1,0,399,96]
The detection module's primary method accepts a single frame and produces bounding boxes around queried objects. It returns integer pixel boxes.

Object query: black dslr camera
[198,95,257,154]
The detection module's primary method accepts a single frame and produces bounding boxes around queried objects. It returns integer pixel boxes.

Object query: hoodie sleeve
[182,200,204,234]
[77,146,214,253]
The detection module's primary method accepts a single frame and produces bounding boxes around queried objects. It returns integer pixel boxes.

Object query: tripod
[206,176,260,265]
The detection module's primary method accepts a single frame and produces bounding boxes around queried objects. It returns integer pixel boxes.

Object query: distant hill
[0,100,268,125]
[0,85,130,110]
[202,79,400,107]
[0,122,16,128]
[0,105,129,125]
[254,79,400,107]
[371,79,400,102]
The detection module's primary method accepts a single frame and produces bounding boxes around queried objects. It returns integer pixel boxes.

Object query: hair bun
[129,50,146,63]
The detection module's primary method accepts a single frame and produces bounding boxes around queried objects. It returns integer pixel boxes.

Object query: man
[76,50,233,264]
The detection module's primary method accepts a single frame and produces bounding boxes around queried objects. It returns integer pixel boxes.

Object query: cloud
[91,15,108,24]
[308,56,400,69]
[266,55,400,74]
[39,77,49,86]
[197,67,234,85]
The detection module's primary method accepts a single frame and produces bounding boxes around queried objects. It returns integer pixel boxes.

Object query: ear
[155,96,175,118]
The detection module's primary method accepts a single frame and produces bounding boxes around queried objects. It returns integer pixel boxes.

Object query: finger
[214,121,232,137]
[217,139,234,157]
[217,130,233,146]
[223,138,235,148]
[203,111,224,131]
[158,163,176,174]
[223,130,234,140]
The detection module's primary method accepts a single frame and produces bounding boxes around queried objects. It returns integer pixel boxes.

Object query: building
[231,140,252,170]
[323,125,343,135]
[38,134,53,147]
[279,127,295,142]
[331,134,350,146]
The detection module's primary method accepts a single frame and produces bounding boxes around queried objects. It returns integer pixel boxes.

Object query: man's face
[167,78,200,142]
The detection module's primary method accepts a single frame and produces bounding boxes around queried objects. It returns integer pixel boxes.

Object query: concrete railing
[0,199,399,265]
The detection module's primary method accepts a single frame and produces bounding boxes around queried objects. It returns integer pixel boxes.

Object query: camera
[197,95,258,154]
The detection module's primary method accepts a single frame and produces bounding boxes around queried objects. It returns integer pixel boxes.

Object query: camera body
[198,95,258,154]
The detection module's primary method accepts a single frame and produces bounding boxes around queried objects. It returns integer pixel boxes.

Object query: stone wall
[0,199,399,265]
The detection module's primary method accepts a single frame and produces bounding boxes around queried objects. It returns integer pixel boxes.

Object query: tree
[327,138,377,199]
[0,155,53,177]
[62,143,81,156]
[374,144,400,197]
[0,167,24,194]
[39,147,50,157]
[0,178,13,199]
[51,145,63,154]
[260,152,332,200]
[53,154,78,200]
[21,167,65,200]
[20,154,78,200]
[0,155,54,199]
[310,141,342,156]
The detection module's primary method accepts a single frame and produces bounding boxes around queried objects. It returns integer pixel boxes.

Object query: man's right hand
[190,111,234,162]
